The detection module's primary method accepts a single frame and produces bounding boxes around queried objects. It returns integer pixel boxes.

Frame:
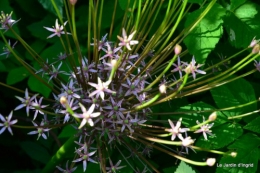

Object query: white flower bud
[206,158,216,166]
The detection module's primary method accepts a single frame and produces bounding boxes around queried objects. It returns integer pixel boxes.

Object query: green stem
[41,135,76,173]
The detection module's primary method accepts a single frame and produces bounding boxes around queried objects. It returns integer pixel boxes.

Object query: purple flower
[117,28,138,50]
[76,103,100,129]
[15,88,38,116]
[0,11,19,31]
[194,117,214,140]
[106,159,126,173]
[0,40,17,58]
[100,42,121,60]
[73,150,97,172]
[31,97,48,120]
[171,56,185,78]
[28,121,51,140]
[56,160,77,173]
[167,118,189,141]
[0,111,18,135]
[44,19,70,38]
[254,60,260,72]
[184,56,206,79]
[88,77,115,100]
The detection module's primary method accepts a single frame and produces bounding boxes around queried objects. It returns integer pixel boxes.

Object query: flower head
[167,118,189,141]
[117,28,138,50]
[0,111,18,135]
[28,121,51,140]
[88,77,115,100]
[56,160,77,173]
[0,11,19,31]
[44,19,70,38]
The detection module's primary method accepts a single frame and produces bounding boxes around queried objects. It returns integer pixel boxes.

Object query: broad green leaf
[28,75,52,98]
[173,161,195,173]
[224,2,260,48]
[20,141,51,164]
[38,0,63,17]
[184,3,226,63]
[196,123,243,149]
[27,15,58,41]
[25,40,48,60]
[176,102,226,128]
[216,133,260,173]
[230,0,247,11]
[244,116,260,134]
[58,125,77,138]
[7,66,29,85]
[210,77,256,117]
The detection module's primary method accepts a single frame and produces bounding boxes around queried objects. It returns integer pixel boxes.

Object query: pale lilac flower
[43,19,70,38]
[28,121,51,140]
[0,111,17,135]
[0,11,19,31]
[88,77,115,100]
[194,117,214,140]
[73,150,97,172]
[100,42,121,60]
[106,159,126,173]
[171,56,185,78]
[117,28,138,50]
[0,40,17,58]
[59,98,79,123]
[31,97,49,120]
[76,103,100,129]
[167,118,189,141]
[56,160,77,173]
[90,33,111,51]
[184,56,206,79]
[15,88,38,116]
[254,60,260,72]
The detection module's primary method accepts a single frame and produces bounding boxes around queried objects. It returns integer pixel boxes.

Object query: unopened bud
[208,112,217,121]
[230,152,237,158]
[182,136,194,147]
[159,84,167,94]
[249,37,259,48]
[111,59,117,67]
[60,96,67,104]
[174,44,182,55]
[206,158,216,166]
[70,0,77,5]
[252,44,260,54]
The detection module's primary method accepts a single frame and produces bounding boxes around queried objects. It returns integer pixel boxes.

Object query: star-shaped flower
[184,56,206,80]
[0,111,18,135]
[43,19,70,39]
[76,103,101,129]
[88,77,115,100]
[167,118,189,141]
[117,28,138,50]
[194,116,214,140]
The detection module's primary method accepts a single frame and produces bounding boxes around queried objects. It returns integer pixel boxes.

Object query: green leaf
[0,61,6,72]
[38,0,63,17]
[244,116,260,134]
[28,75,52,98]
[177,102,226,128]
[184,3,226,63]
[20,141,51,164]
[230,0,247,11]
[216,133,260,173]
[58,125,77,138]
[7,66,30,85]
[196,123,243,149]
[210,77,256,117]
[174,161,195,173]
[224,2,260,48]
[188,0,203,5]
